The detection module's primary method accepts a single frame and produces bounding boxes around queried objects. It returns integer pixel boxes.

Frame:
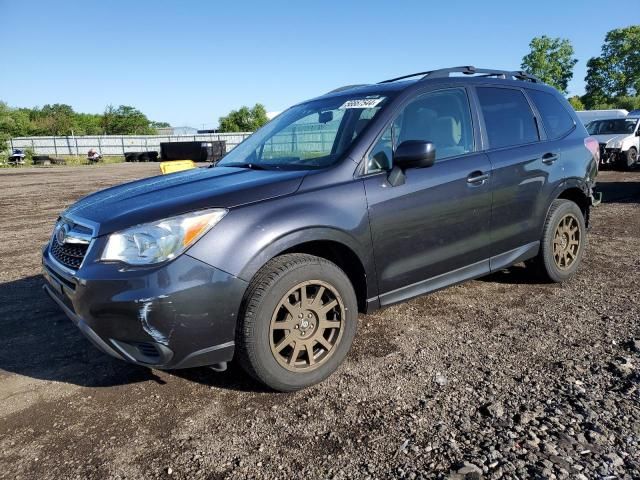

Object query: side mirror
[394,140,436,169]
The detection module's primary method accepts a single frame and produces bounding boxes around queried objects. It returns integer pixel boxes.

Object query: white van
[576,109,628,125]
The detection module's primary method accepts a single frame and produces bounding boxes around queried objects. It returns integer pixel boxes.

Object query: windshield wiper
[220,162,267,170]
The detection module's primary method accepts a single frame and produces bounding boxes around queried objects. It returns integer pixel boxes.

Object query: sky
[0,0,629,129]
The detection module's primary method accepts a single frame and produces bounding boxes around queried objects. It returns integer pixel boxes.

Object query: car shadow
[0,275,165,387]
[597,179,640,204]
[478,264,545,285]
[166,363,273,393]
[0,274,263,392]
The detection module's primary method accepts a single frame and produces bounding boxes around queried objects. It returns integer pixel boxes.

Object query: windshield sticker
[339,98,384,109]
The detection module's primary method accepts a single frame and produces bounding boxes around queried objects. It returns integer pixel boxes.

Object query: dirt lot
[0,164,639,480]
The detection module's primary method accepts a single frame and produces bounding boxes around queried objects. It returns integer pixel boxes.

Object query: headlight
[101,209,227,265]
[609,140,622,148]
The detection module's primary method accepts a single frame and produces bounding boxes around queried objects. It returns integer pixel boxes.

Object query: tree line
[521,25,640,111]
[0,101,169,142]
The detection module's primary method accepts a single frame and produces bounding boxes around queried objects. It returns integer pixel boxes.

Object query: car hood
[593,133,630,145]
[63,166,307,236]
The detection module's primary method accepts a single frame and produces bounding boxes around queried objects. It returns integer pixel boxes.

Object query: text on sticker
[339,98,384,109]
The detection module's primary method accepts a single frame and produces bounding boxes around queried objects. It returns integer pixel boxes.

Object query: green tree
[0,102,31,138]
[614,95,640,111]
[567,95,584,111]
[521,36,578,93]
[219,103,269,132]
[39,103,76,135]
[75,113,103,135]
[584,26,640,107]
[102,105,155,135]
[150,121,171,129]
[583,57,611,108]
[0,100,167,138]
[0,101,10,153]
[588,95,640,111]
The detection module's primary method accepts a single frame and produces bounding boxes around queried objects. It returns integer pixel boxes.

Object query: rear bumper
[42,245,248,369]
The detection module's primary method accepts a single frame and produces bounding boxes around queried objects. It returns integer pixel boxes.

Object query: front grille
[50,236,89,270]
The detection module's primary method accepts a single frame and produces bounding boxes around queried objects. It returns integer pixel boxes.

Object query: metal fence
[7,133,253,156]
[8,122,347,159]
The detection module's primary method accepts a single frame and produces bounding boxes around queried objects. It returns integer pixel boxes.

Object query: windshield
[217,94,390,170]
[586,118,638,135]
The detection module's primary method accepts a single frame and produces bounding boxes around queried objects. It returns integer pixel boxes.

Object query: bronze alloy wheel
[269,280,345,372]
[553,213,581,270]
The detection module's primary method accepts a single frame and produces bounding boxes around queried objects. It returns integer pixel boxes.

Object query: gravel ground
[0,164,639,480]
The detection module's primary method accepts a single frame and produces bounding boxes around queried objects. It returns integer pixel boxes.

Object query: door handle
[467,171,489,184]
[542,152,559,164]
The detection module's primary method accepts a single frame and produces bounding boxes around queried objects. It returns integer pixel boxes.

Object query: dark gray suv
[42,66,600,391]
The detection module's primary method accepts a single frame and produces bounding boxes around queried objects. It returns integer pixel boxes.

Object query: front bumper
[42,244,248,369]
[599,145,621,164]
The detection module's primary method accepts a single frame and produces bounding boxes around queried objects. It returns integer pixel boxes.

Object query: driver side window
[367,88,474,173]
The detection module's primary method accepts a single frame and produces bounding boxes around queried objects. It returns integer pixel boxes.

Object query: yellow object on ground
[160,160,196,175]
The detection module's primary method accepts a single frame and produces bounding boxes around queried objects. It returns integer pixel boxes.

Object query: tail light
[584,136,600,164]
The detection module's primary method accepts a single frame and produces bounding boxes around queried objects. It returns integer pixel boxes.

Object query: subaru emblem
[56,223,69,245]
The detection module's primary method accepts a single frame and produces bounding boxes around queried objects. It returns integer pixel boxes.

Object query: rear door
[474,86,562,263]
[363,87,493,304]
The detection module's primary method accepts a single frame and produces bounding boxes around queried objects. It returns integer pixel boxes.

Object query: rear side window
[528,90,575,139]
[477,87,539,149]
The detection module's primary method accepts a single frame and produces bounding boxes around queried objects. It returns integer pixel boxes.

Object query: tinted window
[477,87,539,149]
[528,90,575,139]
[367,88,474,173]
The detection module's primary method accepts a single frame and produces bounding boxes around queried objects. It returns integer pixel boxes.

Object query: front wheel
[236,253,358,392]
[623,147,638,170]
[528,199,586,283]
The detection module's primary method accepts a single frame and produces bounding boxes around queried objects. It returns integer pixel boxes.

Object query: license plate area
[42,263,76,310]
[43,268,63,294]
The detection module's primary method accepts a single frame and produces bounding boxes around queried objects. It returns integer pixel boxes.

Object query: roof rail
[327,84,368,94]
[379,66,540,84]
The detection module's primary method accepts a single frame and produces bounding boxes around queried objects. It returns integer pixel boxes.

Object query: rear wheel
[528,199,586,283]
[236,254,358,391]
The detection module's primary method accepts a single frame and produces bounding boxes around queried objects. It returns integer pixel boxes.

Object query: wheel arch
[238,228,375,314]
[556,185,591,227]
[546,180,591,229]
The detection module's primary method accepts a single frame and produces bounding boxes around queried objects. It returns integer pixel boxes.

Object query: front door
[363,87,493,305]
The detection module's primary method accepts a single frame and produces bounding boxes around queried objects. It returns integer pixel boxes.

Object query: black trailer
[160,141,226,163]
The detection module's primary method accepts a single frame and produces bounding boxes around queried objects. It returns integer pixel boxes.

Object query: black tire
[236,253,358,392]
[528,199,586,283]
[623,147,638,170]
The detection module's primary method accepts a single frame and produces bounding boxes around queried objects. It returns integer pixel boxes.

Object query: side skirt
[374,241,540,308]
[379,259,490,307]
[489,241,539,272]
